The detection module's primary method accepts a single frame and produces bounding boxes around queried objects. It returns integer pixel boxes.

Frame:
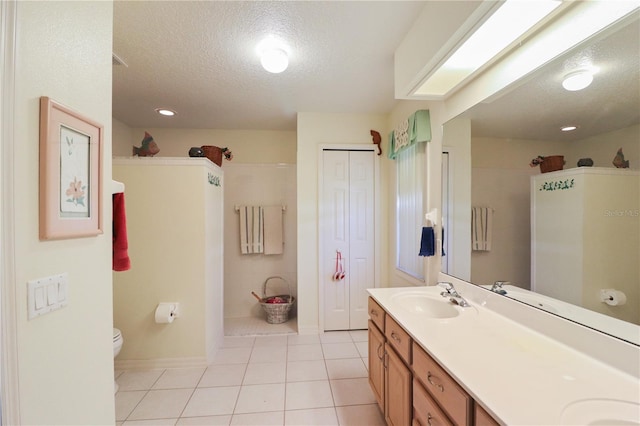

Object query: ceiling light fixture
[155,108,176,117]
[562,70,594,91]
[257,37,289,74]
[561,125,578,132]
[414,0,562,97]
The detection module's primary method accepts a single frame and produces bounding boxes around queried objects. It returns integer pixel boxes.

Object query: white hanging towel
[472,207,493,251]
[239,206,264,254]
[263,205,284,255]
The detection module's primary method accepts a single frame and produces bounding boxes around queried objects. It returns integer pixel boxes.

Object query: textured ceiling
[113,2,639,141]
[112,1,426,130]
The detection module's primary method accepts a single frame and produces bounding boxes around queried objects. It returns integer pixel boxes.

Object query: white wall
[223,163,297,320]
[12,1,114,423]
[296,112,389,333]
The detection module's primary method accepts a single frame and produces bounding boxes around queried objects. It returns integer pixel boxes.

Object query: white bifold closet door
[322,150,375,331]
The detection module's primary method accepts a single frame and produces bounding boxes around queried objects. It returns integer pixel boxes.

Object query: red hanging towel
[112,192,131,271]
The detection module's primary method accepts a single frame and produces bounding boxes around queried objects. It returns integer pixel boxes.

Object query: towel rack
[234,205,286,212]
[112,179,125,194]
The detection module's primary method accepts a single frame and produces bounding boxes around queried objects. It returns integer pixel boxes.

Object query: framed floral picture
[39,97,103,240]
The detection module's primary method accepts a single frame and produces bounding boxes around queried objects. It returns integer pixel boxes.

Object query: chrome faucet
[490,281,510,295]
[438,282,470,307]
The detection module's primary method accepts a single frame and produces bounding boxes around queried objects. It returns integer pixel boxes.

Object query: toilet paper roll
[155,303,176,323]
[599,289,627,306]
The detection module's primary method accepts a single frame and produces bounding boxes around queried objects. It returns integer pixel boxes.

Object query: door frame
[1,1,21,423]
[317,144,380,332]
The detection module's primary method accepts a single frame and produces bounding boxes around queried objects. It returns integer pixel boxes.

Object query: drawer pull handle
[390,331,401,343]
[427,412,433,426]
[377,343,384,360]
[427,372,444,392]
[370,309,378,317]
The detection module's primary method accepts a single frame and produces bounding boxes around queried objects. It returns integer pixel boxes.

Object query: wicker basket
[200,145,223,166]
[540,155,565,173]
[260,276,295,324]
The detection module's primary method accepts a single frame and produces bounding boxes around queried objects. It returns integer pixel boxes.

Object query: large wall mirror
[442,12,639,346]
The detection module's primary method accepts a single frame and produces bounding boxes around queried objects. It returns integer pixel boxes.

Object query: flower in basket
[530,155,545,167]
[221,147,233,161]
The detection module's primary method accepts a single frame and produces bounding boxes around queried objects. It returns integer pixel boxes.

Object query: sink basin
[561,399,640,425]
[391,292,461,318]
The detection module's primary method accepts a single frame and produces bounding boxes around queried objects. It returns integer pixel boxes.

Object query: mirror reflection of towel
[472,206,493,251]
[419,226,435,257]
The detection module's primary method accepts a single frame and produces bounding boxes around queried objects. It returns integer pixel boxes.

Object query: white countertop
[368,285,640,425]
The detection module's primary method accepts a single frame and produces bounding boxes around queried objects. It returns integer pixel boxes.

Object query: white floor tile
[212,347,252,365]
[182,386,241,417]
[285,381,334,410]
[123,419,177,426]
[322,342,360,359]
[320,331,353,343]
[286,360,327,382]
[354,341,368,358]
[336,404,385,425]
[253,335,288,347]
[234,383,286,414]
[243,362,286,384]
[287,334,320,345]
[231,411,284,425]
[128,389,193,421]
[115,391,146,421]
[325,358,368,380]
[117,369,164,391]
[249,345,287,363]
[223,336,255,348]
[285,407,339,426]
[176,415,231,425]
[153,368,206,390]
[349,330,368,342]
[287,344,324,361]
[330,378,376,406]
[199,364,246,388]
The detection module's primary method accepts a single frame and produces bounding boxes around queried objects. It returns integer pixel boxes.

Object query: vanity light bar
[414,0,562,97]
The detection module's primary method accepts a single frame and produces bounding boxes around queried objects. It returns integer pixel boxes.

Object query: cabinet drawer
[412,342,472,426]
[475,404,499,426]
[413,379,453,426]
[368,297,385,331]
[385,315,411,364]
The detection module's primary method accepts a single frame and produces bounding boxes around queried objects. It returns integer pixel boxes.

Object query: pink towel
[112,193,131,271]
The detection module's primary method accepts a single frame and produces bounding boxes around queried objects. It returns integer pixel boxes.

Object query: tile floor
[115,330,385,426]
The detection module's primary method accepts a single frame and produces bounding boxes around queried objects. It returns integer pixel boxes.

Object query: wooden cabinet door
[385,343,412,426]
[368,321,385,411]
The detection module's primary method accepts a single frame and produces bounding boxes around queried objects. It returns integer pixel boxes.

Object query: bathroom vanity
[368,280,640,425]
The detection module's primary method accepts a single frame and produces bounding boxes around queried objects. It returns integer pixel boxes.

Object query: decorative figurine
[612,147,629,168]
[577,158,593,167]
[133,131,160,157]
[370,130,382,156]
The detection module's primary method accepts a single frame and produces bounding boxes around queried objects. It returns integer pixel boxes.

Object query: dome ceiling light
[562,70,594,91]
[561,125,578,132]
[257,37,289,74]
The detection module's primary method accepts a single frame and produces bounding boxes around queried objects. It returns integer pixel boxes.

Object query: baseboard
[296,325,320,335]
[115,356,208,370]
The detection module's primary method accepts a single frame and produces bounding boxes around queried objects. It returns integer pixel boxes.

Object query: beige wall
[296,112,389,333]
[12,1,115,424]
[114,126,297,164]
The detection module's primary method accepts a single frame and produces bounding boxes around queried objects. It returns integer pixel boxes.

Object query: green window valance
[388,109,431,159]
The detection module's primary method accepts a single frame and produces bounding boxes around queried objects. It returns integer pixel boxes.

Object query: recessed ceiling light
[561,125,578,132]
[155,108,176,117]
[257,37,289,73]
[562,70,594,91]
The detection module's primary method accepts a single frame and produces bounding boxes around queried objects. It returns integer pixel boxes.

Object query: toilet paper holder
[155,303,180,323]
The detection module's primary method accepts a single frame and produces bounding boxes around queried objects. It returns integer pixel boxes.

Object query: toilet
[113,328,123,393]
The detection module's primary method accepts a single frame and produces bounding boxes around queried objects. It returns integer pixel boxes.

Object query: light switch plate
[28,273,68,320]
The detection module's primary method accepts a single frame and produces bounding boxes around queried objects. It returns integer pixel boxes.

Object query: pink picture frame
[39,97,103,240]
